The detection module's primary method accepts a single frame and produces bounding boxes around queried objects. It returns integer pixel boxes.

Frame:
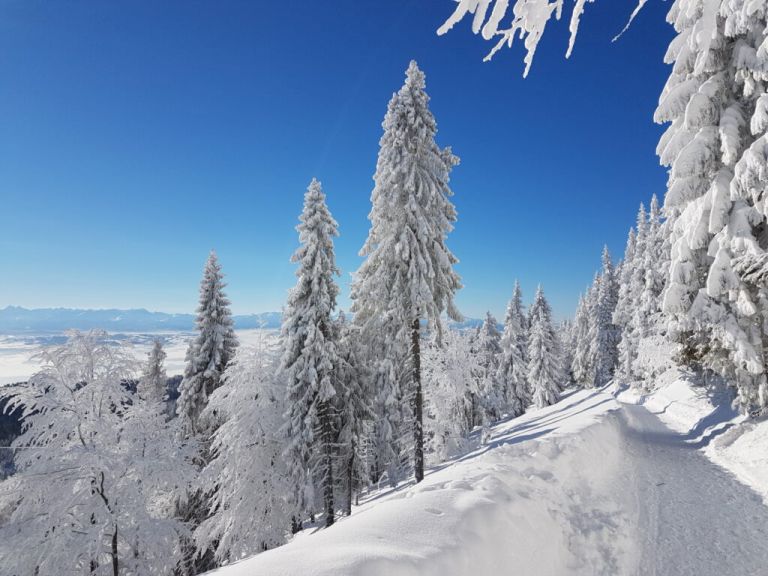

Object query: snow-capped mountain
[0,306,282,333]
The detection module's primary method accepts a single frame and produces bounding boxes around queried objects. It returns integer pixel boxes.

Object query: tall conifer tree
[281,179,341,527]
[351,61,462,484]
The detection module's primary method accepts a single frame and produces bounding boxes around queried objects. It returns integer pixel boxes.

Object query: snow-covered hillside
[207,387,768,576]
[209,388,629,576]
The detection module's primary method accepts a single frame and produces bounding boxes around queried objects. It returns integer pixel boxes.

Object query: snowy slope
[209,385,768,576]
[209,389,641,576]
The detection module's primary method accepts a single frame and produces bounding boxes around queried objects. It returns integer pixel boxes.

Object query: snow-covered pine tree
[637,194,668,333]
[475,311,504,421]
[0,331,195,576]
[422,328,481,461]
[527,286,562,408]
[658,1,768,412]
[350,61,462,484]
[592,246,620,387]
[175,252,239,574]
[177,251,238,434]
[140,339,168,404]
[614,227,638,383]
[559,318,576,386]
[195,340,290,565]
[362,330,408,488]
[334,312,374,516]
[573,274,599,387]
[497,281,528,417]
[281,178,341,528]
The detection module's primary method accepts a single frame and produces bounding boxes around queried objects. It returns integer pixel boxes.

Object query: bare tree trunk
[345,453,354,516]
[111,524,118,576]
[321,401,335,527]
[412,317,424,484]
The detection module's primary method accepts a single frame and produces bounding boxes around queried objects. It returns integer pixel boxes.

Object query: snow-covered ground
[618,377,768,504]
[209,384,768,576]
[210,388,632,576]
[0,329,275,385]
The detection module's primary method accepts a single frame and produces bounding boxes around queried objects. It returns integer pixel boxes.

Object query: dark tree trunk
[320,401,335,527]
[345,453,354,516]
[111,524,118,576]
[412,317,424,484]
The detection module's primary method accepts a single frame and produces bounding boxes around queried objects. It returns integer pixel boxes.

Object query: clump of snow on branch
[437,0,645,76]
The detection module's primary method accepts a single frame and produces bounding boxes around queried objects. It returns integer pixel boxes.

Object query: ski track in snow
[210,389,768,576]
[619,403,768,576]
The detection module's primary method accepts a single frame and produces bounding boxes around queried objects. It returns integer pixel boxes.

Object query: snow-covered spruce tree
[362,328,408,488]
[422,328,481,462]
[0,331,195,576]
[592,246,620,387]
[527,286,562,408]
[177,251,238,434]
[280,178,341,528]
[175,251,238,574]
[614,227,638,383]
[637,194,669,334]
[572,274,599,387]
[625,203,649,340]
[195,340,290,565]
[350,61,462,484]
[334,313,374,516]
[559,318,576,386]
[140,339,168,404]
[475,311,504,421]
[658,1,768,412]
[497,281,528,417]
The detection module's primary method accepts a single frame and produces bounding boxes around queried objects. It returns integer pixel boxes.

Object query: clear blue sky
[0,1,674,320]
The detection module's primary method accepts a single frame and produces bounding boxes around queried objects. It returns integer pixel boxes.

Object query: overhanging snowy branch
[437,0,647,76]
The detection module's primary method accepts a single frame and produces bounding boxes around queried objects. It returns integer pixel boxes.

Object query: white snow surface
[615,332,768,502]
[210,384,768,576]
[617,376,768,503]
[210,389,632,576]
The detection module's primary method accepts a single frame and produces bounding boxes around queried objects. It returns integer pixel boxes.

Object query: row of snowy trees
[567,196,670,395]
[423,283,564,460]
[437,0,768,417]
[179,61,570,568]
[2,60,543,574]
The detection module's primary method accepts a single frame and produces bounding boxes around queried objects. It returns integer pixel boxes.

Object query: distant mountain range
[0,306,282,333]
[0,306,484,334]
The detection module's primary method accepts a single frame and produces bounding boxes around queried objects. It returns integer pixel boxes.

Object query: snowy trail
[617,403,768,576]
[210,390,768,576]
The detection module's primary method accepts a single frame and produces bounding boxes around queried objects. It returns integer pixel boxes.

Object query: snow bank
[209,389,643,576]
[618,377,768,503]
[707,419,768,503]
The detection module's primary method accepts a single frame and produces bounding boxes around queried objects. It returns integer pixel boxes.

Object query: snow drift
[208,389,644,576]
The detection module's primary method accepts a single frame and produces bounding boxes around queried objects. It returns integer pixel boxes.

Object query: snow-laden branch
[437,0,646,76]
